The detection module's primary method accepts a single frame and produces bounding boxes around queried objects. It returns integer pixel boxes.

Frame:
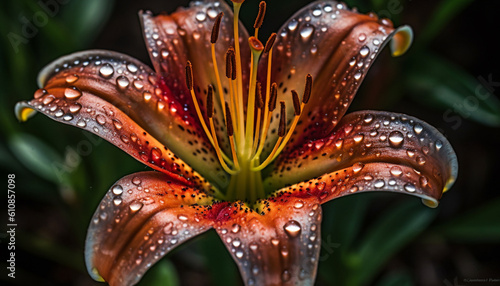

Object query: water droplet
[143,91,152,102]
[353,133,364,143]
[413,123,423,135]
[282,270,291,282]
[373,39,380,45]
[352,162,364,173]
[404,183,416,192]
[323,4,333,12]
[416,156,426,165]
[76,119,86,127]
[99,64,114,78]
[63,114,73,121]
[288,19,298,31]
[358,33,366,42]
[113,197,122,206]
[133,79,144,90]
[177,214,188,221]
[312,8,322,17]
[116,76,130,90]
[435,140,443,151]
[231,224,241,233]
[249,242,258,251]
[99,212,108,220]
[294,201,304,209]
[207,7,218,18]
[349,185,359,193]
[96,114,106,125]
[69,103,82,113]
[34,89,47,99]
[390,166,403,177]
[419,176,428,187]
[127,63,138,73]
[283,220,301,237]
[374,179,385,189]
[112,185,123,195]
[300,25,314,40]
[112,119,123,130]
[360,46,370,57]
[195,11,207,22]
[388,131,404,148]
[132,176,141,185]
[64,86,83,99]
[65,74,79,84]
[235,250,244,258]
[388,178,397,186]
[129,201,143,212]
[232,238,241,247]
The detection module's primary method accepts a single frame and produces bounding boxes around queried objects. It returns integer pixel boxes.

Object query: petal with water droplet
[214,196,322,286]
[85,171,215,285]
[266,111,458,201]
[17,50,229,188]
[259,2,412,156]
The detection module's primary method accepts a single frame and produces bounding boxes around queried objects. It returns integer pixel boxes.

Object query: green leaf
[8,133,67,184]
[433,198,500,242]
[418,0,473,46]
[406,53,500,127]
[347,199,437,286]
[139,259,180,286]
[201,230,239,286]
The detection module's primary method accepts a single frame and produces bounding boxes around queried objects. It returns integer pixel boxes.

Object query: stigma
[185,1,313,202]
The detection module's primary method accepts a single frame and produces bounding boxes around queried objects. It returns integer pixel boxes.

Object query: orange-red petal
[85,171,216,285]
[265,111,458,205]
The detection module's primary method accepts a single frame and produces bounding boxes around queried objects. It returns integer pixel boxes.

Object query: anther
[225,47,234,79]
[278,101,286,137]
[269,82,278,111]
[303,74,312,104]
[207,85,214,118]
[230,49,237,80]
[211,12,224,44]
[185,61,194,90]
[264,33,276,53]
[256,82,263,109]
[291,90,301,116]
[225,102,234,136]
[254,1,266,29]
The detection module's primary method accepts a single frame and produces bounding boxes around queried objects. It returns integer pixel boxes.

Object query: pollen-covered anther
[269,82,278,111]
[256,82,264,109]
[211,12,224,44]
[225,47,235,79]
[278,101,286,137]
[185,61,194,90]
[264,33,277,54]
[291,90,301,116]
[303,74,313,104]
[254,1,266,29]
[225,102,234,136]
[207,85,214,118]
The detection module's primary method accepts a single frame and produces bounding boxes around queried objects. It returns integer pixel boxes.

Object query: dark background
[1,0,499,285]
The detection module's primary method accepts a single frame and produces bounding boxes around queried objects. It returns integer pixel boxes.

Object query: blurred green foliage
[1,0,499,285]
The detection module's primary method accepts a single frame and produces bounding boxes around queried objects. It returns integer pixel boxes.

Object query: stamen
[210,12,223,44]
[252,101,285,171]
[252,81,263,154]
[185,62,231,164]
[210,12,226,121]
[303,74,313,104]
[207,86,238,175]
[291,90,301,116]
[225,102,239,170]
[251,82,277,160]
[253,1,266,37]
[264,32,276,54]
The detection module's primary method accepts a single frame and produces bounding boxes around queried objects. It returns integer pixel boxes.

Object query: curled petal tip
[15,102,37,122]
[422,197,439,208]
[90,268,105,282]
[391,25,413,57]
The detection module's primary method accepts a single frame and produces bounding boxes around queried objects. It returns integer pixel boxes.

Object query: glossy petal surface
[265,111,458,205]
[214,196,322,286]
[260,1,411,155]
[16,50,227,188]
[86,171,215,285]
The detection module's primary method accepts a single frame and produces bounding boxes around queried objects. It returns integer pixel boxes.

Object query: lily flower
[16,0,458,285]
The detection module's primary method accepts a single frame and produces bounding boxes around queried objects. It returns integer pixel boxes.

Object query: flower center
[185,1,312,203]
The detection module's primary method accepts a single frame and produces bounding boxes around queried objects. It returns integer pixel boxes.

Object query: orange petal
[259,3,412,155]
[85,171,216,285]
[213,196,322,285]
[141,1,251,151]
[265,111,458,204]
[16,50,229,188]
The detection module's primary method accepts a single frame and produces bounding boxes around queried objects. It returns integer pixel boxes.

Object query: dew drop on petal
[112,185,123,195]
[413,123,423,135]
[65,74,79,84]
[177,214,188,221]
[64,86,83,99]
[388,131,404,148]
[127,63,138,73]
[129,201,143,212]
[404,183,416,192]
[96,114,106,125]
[288,19,298,31]
[374,179,385,189]
[116,76,130,90]
[390,166,403,177]
[283,220,301,238]
[282,270,291,282]
[360,46,370,57]
[99,64,114,78]
[300,25,314,40]
[132,176,142,186]
[163,222,173,234]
